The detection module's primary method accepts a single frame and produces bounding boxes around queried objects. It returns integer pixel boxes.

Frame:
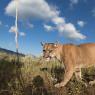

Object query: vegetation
[0,53,95,95]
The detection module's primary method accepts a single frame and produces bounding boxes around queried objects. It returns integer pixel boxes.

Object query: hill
[0,47,25,56]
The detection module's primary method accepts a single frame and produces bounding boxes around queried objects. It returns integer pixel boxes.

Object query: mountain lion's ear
[55,40,59,44]
[41,42,44,46]
[54,44,57,47]
[54,41,59,47]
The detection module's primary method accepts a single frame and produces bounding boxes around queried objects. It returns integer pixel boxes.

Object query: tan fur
[42,43,95,88]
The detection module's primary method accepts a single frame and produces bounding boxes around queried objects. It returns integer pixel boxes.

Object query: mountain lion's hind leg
[89,80,95,85]
[75,68,82,81]
[89,66,95,85]
[75,68,87,87]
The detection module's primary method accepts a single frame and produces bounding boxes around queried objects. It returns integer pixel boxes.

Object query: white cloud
[51,17,86,40]
[92,8,95,17]
[52,17,65,25]
[44,24,54,31]
[70,0,86,8]
[44,21,86,40]
[9,26,26,37]
[0,20,9,27]
[19,32,26,36]
[6,0,86,40]
[5,0,59,20]
[77,20,85,27]
[0,21,2,26]
[27,23,34,28]
[0,21,9,28]
[9,26,16,33]
[62,23,86,39]
[70,0,79,8]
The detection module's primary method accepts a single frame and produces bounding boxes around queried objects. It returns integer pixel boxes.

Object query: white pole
[14,0,19,64]
[15,0,18,52]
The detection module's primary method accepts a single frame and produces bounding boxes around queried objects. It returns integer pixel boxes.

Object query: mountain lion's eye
[49,50,53,52]
[43,50,46,52]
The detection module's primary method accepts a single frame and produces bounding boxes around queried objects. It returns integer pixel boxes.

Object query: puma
[41,42,95,88]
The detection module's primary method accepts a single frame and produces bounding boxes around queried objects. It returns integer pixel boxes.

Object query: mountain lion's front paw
[54,83,63,88]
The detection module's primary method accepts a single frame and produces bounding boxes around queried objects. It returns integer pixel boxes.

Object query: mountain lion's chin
[45,57,51,62]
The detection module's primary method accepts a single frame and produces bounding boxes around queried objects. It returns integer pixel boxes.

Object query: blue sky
[0,0,95,56]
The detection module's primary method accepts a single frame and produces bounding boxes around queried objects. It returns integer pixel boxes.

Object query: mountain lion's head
[41,42,62,61]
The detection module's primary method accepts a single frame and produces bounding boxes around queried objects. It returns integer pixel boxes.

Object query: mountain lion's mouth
[44,56,52,61]
[44,55,55,61]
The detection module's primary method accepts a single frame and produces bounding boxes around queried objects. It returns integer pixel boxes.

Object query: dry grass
[0,54,95,95]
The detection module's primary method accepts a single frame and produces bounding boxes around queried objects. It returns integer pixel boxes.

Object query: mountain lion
[41,42,95,88]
